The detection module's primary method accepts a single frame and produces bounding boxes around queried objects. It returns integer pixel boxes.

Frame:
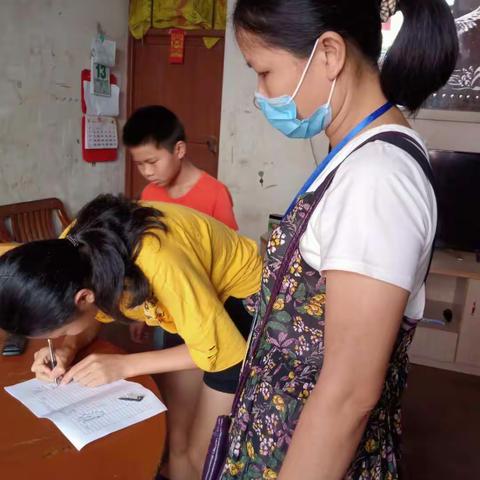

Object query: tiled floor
[403,364,480,479]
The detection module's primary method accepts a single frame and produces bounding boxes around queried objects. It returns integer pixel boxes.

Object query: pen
[118,395,144,402]
[47,339,60,385]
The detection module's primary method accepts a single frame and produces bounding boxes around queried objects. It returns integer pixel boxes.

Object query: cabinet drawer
[410,327,458,363]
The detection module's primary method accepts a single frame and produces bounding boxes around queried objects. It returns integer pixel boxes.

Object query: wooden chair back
[0,198,71,243]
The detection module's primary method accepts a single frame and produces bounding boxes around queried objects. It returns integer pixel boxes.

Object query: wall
[218,0,480,241]
[0,0,128,216]
[412,118,480,153]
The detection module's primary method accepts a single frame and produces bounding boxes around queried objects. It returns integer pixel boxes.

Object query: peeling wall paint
[0,0,128,216]
[218,0,480,242]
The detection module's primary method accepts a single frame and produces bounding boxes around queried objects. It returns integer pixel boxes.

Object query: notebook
[5,378,167,450]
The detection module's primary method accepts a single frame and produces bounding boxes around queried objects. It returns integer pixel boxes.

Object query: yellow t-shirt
[0,243,18,256]
[90,202,262,372]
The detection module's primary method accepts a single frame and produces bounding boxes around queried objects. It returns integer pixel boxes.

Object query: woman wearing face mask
[207,1,458,479]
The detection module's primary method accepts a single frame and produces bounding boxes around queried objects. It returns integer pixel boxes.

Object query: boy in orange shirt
[123,105,238,230]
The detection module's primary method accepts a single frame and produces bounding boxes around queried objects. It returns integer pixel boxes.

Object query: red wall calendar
[81,69,118,163]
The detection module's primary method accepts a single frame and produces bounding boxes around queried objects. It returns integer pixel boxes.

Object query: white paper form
[91,36,116,67]
[83,81,120,117]
[5,379,166,450]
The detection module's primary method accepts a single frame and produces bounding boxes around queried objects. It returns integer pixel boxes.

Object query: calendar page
[85,116,118,149]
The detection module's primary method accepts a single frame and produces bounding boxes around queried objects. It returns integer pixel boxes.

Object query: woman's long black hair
[233,0,459,112]
[0,195,167,336]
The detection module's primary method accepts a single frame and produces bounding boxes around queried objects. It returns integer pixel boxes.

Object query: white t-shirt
[299,125,437,319]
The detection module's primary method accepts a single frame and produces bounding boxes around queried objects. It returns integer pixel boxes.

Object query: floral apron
[221,132,434,480]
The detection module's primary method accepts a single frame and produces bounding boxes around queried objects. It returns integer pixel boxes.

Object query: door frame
[125,29,226,197]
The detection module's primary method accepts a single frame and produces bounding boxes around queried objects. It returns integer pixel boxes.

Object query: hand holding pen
[48,339,60,385]
[30,341,74,384]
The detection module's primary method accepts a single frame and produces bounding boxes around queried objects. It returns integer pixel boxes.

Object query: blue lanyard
[285,102,393,216]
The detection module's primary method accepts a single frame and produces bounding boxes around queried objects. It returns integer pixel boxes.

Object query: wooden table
[0,333,166,479]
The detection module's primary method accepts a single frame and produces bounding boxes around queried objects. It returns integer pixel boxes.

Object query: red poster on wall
[169,29,185,64]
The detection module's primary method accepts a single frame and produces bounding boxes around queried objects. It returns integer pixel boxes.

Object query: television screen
[429,150,480,252]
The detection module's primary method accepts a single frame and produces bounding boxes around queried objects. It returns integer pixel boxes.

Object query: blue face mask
[254,39,336,139]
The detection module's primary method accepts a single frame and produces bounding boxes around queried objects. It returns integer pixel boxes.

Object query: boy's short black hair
[123,105,186,153]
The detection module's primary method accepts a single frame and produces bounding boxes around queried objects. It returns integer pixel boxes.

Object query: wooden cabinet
[410,250,480,376]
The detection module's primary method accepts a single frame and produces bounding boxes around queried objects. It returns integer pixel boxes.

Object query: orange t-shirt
[141,172,239,230]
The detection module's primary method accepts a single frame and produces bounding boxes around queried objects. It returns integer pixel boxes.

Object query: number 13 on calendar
[91,59,111,97]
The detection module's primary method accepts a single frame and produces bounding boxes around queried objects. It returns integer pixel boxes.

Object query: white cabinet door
[456,280,480,367]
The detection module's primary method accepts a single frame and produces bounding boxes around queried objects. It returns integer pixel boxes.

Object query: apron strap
[366,131,437,283]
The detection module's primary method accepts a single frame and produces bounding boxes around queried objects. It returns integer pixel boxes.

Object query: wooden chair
[0,198,71,243]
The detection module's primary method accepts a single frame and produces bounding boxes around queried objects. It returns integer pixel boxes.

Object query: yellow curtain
[204,0,226,48]
[129,0,227,48]
[214,0,226,30]
[129,0,153,40]
[153,0,213,30]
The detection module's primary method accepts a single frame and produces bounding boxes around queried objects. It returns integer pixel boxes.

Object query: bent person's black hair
[0,194,167,336]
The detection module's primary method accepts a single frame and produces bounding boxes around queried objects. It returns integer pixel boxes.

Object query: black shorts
[164,296,253,394]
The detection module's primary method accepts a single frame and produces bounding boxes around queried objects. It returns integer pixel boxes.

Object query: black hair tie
[380,0,399,23]
[66,235,80,248]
